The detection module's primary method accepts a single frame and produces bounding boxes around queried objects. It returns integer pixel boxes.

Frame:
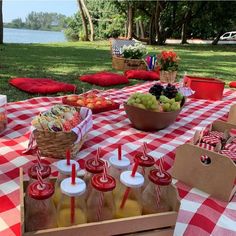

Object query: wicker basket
[160,70,177,83]
[112,55,147,71]
[33,130,88,159]
[31,107,92,159]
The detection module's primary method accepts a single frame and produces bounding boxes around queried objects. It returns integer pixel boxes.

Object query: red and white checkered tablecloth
[0,81,236,236]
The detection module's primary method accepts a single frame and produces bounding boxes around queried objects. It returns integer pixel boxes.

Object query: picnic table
[0,81,236,236]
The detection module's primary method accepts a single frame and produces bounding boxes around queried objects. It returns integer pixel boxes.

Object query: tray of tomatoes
[62,93,120,114]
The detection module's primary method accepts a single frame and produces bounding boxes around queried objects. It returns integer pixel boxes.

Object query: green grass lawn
[0,41,236,102]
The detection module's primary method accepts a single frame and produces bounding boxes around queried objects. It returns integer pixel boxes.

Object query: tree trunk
[0,0,3,44]
[77,0,89,41]
[181,22,188,44]
[127,2,133,39]
[136,22,139,38]
[139,20,145,39]
[80,0,94,41]
[148,10,156,45]
[212,30,224,45]
[155,0,165,45]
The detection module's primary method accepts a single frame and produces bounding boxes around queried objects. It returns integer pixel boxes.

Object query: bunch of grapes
[163,83,178,99]
[127,92,158,110]
[149,84,164,99]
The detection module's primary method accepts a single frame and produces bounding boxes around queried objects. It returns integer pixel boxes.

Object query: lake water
[4,28,67,43]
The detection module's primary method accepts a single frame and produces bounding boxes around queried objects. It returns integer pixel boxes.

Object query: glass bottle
[57,177,87,227]
[115,167,144,219]
[25,181,57,231]
[53,159,80,207]
[84,158,104,199]
[134,152,155,190]
[87,172,116,222]
[142,169,172,215]
[109,154,130,201]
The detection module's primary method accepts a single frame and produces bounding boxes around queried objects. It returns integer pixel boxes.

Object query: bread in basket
[28,105,92,159]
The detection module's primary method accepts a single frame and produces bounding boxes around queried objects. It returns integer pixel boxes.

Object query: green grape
[175,92,184,102]
[162,103,171,112]
[170,102,181,111]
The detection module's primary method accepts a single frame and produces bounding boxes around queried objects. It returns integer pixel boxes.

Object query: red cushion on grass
[9,78,76,94]
[229,82,236,88]
[125,69,160,81]
[80,72,129,87]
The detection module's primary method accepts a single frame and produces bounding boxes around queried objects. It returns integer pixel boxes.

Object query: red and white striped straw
[96,192,104,221]
[155,185,161,208]
[118,144,122,161]
[36,148,42,170]
[143,142,148,155]
[101,161,108,182]
[36,167,45,189]
[94,147,101,166]
[159,158,164,175]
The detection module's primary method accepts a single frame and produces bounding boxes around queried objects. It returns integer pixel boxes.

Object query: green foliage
[0,42,235,102]
[5,12,68,31]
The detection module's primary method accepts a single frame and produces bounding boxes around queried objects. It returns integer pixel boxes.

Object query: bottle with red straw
[53,149,80,207]
[109,144,131,201]
[114,160,144,219]
[142,157,172,214]
[57,163,87,227]
[25,167,57,231]
[87,161,116,222]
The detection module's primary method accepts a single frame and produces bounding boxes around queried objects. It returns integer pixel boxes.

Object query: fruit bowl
[124,98,185,131]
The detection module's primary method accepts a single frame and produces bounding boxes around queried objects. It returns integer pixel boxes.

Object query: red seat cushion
[9,78,76,94]
[125,69,160,81]
[80,72,129,87]
[229,81,236,88]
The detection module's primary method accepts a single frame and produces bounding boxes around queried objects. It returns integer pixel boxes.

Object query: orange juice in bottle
[115,160,144,218]
[57,164,87,227]
[142,169,172,214]
[87,162,116,222]
[53,157,80,207]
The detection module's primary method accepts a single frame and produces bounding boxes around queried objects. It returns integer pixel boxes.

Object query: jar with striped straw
[25,168,57,231]
[142,167,172,215]
[134,142,155,191]
[84,147,105,199]
[87,161,116,222]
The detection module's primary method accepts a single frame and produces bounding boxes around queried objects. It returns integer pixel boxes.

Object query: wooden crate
[20,169,180,236]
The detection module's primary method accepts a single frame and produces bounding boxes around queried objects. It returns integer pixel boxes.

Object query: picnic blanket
[0,81,236,236]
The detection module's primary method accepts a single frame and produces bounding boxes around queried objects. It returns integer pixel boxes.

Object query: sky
[3,0,78,22]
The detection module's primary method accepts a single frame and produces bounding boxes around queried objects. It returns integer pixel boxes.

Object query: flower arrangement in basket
[119,43,148,71]
[27,105,93,159]
[122,43,147,59]
[158,50,179,83]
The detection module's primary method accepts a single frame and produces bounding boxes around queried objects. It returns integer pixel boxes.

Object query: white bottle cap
[60,177,86,197]
[0,95,7,106]
[120,171,144,188]
[109,155,130,170]
[57,159,80,175]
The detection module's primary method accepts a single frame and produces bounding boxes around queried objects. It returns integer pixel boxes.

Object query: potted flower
[119,43,148,71]
[158,50,179,83]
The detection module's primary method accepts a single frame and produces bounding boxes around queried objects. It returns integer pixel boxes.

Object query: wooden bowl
[124,98,185,131]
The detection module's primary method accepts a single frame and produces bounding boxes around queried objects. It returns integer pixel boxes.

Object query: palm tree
[0,0,3,44]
